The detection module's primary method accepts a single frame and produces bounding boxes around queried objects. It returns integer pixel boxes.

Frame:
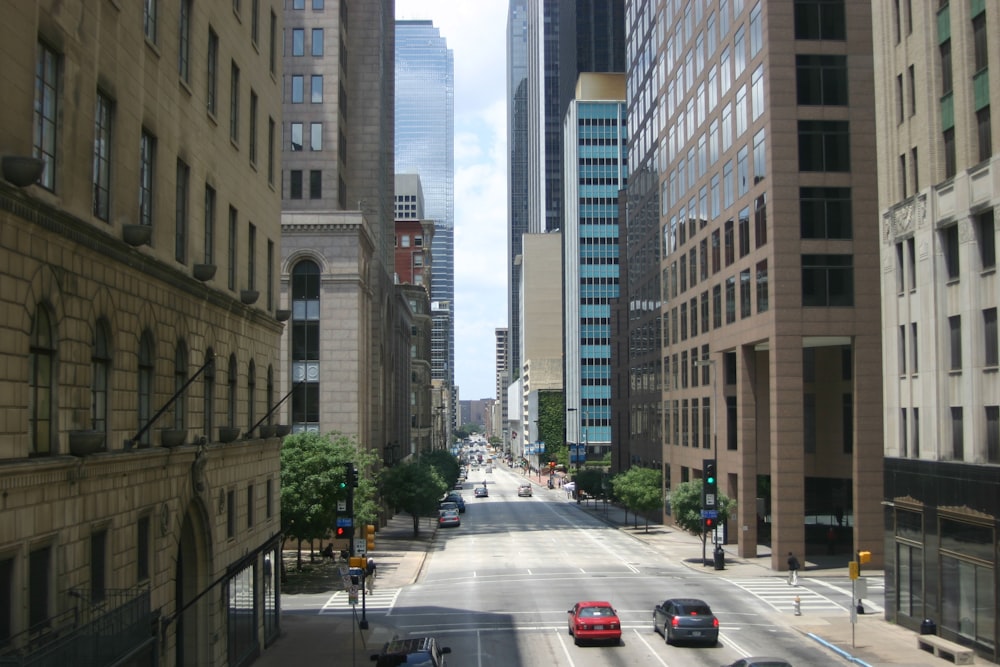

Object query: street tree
[668,479,735,554]
[573,467,605,504]
[421,449,460,486]
[281,431,371,568]
[610,466,663,532]
[380,462,449,537]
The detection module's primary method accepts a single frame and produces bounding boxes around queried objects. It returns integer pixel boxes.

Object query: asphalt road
[284,465,845,667]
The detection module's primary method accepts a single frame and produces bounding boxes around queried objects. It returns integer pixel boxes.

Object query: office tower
[873,1,999,654]
[396,20,456,433]
[495,327,510,446]
[624,0,883,571]
[280,0,404,458]
[564,74,627,461]
[0,2,284,663]
[510,1,625,459]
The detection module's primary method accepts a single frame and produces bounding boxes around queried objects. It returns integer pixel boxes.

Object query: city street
[282,465,843,666]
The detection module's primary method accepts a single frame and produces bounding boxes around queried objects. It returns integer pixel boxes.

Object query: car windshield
[579,606,614,617]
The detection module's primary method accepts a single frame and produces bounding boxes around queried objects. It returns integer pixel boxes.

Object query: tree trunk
[296,538,303,571]
[411,513,420,537]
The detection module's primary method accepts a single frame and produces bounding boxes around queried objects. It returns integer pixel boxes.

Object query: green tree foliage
[454,423,483,439]
[380,462,449,537]
[573,468,606,503]
[420,449,460,487]
[536,390,566,465]
[668,479,735,538]
[610,467,663,532]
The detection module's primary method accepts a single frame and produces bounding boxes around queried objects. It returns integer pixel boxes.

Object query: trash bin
[713,546,725,570]
[920,619,937,635]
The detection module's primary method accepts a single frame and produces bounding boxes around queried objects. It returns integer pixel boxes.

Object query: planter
[217,426,241,443]
[193,264,217,281]
[273,424,291,437]
[123,224,152,247]
[275,309,292,322]
[240,290,259,305]
[159,428,187,448]
[2,156,44,187]
[258,424,276,438]
[68,430,105,456]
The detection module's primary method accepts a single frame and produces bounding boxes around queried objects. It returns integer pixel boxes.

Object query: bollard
[793,596,801,616]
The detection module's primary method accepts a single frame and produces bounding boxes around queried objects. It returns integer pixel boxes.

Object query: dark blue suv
[371,637,451,667]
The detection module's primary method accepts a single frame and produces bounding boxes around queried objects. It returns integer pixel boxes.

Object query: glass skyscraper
[395,20,455,403]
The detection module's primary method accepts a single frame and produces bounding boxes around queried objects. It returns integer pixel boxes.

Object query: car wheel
[652,617,659,635]
[665,626,672,645]
[573,636,580,646]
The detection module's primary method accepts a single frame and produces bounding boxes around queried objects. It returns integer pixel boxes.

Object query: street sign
[337,500,346,512]
[704,493,716,507]
[354,538,367,555]
[336,517,353,528]
[700,509,719,518]
[348,586,359,605]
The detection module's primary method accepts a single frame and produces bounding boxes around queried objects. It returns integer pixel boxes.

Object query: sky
[395,0,509,402]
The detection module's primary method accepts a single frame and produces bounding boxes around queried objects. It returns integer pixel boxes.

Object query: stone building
[873,0,999,658]
[0,1,285,664]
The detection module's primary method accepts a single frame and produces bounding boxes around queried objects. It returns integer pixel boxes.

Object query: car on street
[444,492,465,512]
[518,483,532,497]
[438,509,460,528]
[438,501,459,515]
[371,637,452,667]
[567,601,622,646]
[721,659,793,667]
[652,597,719,645]
[453,480,464,489]
[474,487,488,498]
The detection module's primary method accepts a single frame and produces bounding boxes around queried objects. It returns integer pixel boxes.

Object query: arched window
[174,340,188,429]
[138,331,155,447]
[227,353,237,426]
[291,260,320,431]
[203,348,215,438]
[247,360,256,430]
[29,304,56,455]
[91,319,112,439]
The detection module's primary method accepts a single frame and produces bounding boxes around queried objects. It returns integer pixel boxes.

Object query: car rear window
[580,606,614,617]
[680,604,712,615]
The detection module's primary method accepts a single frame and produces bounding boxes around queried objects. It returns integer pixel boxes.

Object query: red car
[567,601,622,646]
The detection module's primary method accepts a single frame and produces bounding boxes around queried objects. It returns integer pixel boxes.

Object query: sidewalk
[257,486,941,667]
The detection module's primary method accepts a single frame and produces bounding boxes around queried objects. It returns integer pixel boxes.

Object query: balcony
[0,586,152,667]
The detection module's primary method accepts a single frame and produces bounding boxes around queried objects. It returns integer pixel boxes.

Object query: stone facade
[0,1,285,664]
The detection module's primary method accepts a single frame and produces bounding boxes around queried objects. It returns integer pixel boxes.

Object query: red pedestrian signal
[336,526,346,538]
[704,517,715,530]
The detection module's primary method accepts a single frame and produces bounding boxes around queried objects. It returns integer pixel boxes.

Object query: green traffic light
[707,476,715,484]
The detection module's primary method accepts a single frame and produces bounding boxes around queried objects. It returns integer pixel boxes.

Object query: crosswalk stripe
[319,588,401,614]
[726,579,846,614]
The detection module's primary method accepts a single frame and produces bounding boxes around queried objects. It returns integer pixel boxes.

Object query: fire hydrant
[793,596,802,616]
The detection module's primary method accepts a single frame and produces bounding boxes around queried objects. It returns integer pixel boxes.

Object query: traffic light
[704,516,716,532]
[366,524,376,551]
[702,458,718,509]
[350,465,359,488]
[336,526,347,538]
[858,550,871,564]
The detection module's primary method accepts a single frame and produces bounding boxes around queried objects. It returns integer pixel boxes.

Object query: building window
[138,331,154,447]
[248,360,256,428]
[798,121,850,171]
[227,489,236,539]
[139,130,155,226]
[29,305,55,455]
[175,159,189,263]
[940,39,953,95]
[987,406,1000,463]
[312,28,324,56]
[751,65,764,120]
[908,65,916,116]
[752,129,766,183]
[91,319,111,438]
[247,485,255,528]
[941,223,960,280]
[289,170,302,199]
[800,187,851,238]
[749,3,762,56]
[724,219,734,265]
[711,229,720,272]
[292,261,321,430]
[796,55,848,105]
[29,546,51,629]
[948,315,962,371]
[912,407,919,457]
[266,479,273,518]
[756,260,768,312]
[207,29,219,115]
[973,12,988,72]
[977,107,992,164]
[899,154,908,199]
[911,322,919,373]
[740,269,751,317]
[310,123,322,151]
[290,122,303,152]
[311,75,323,103]
[267,240,274,310]
[227,354,238,426]
[204,349,215,439]
[725,275,736,324]
[90,529,107,602]
[734,25,746,76]
[735,85,747,137]
[737,145,749,196]
[842,393,853,453]
[713,284,722,328]
[723,160,734,208]
[269,11,277,74]
[976,209,996,270]
[174,340,188,429]
[251,0,260,44]
[228,207,237,290]
[738,208,750,257]
[943,128,956,179]
[267,117,276,184]
[34,42,58,190]
[293,74,304,103]
[249,90,258,164]
[292,28,304,56]
[178,0,191,81]
[143,0,157,43]
[802,254,853,306]
[984,308,998,367]
[950,407,963,459]
[137,515,150,582]
[92,92,113,221]
[897,74,904,122]
[204,185,216,264]
[309,170,321,199]
[230,62,240,142]
[793,0,846,40]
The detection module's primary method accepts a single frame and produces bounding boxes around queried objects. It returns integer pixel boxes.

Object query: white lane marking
[629,628,672,666]
[553,627,580,667]
[810,577,886,613]
[720,631,752,659]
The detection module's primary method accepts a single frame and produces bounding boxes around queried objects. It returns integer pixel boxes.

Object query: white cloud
[397,1,509,402]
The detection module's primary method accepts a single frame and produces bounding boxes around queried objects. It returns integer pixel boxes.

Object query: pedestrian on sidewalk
[787,552,800,586]
[365,557,376,593]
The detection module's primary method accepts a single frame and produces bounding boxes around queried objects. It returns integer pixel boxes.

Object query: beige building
[873,0,999,657]
[624,0,883,569]
[0,1,286,664]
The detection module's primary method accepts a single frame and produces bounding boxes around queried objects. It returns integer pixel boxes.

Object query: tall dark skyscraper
[396,20,455,410]
[507,0,625,400]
